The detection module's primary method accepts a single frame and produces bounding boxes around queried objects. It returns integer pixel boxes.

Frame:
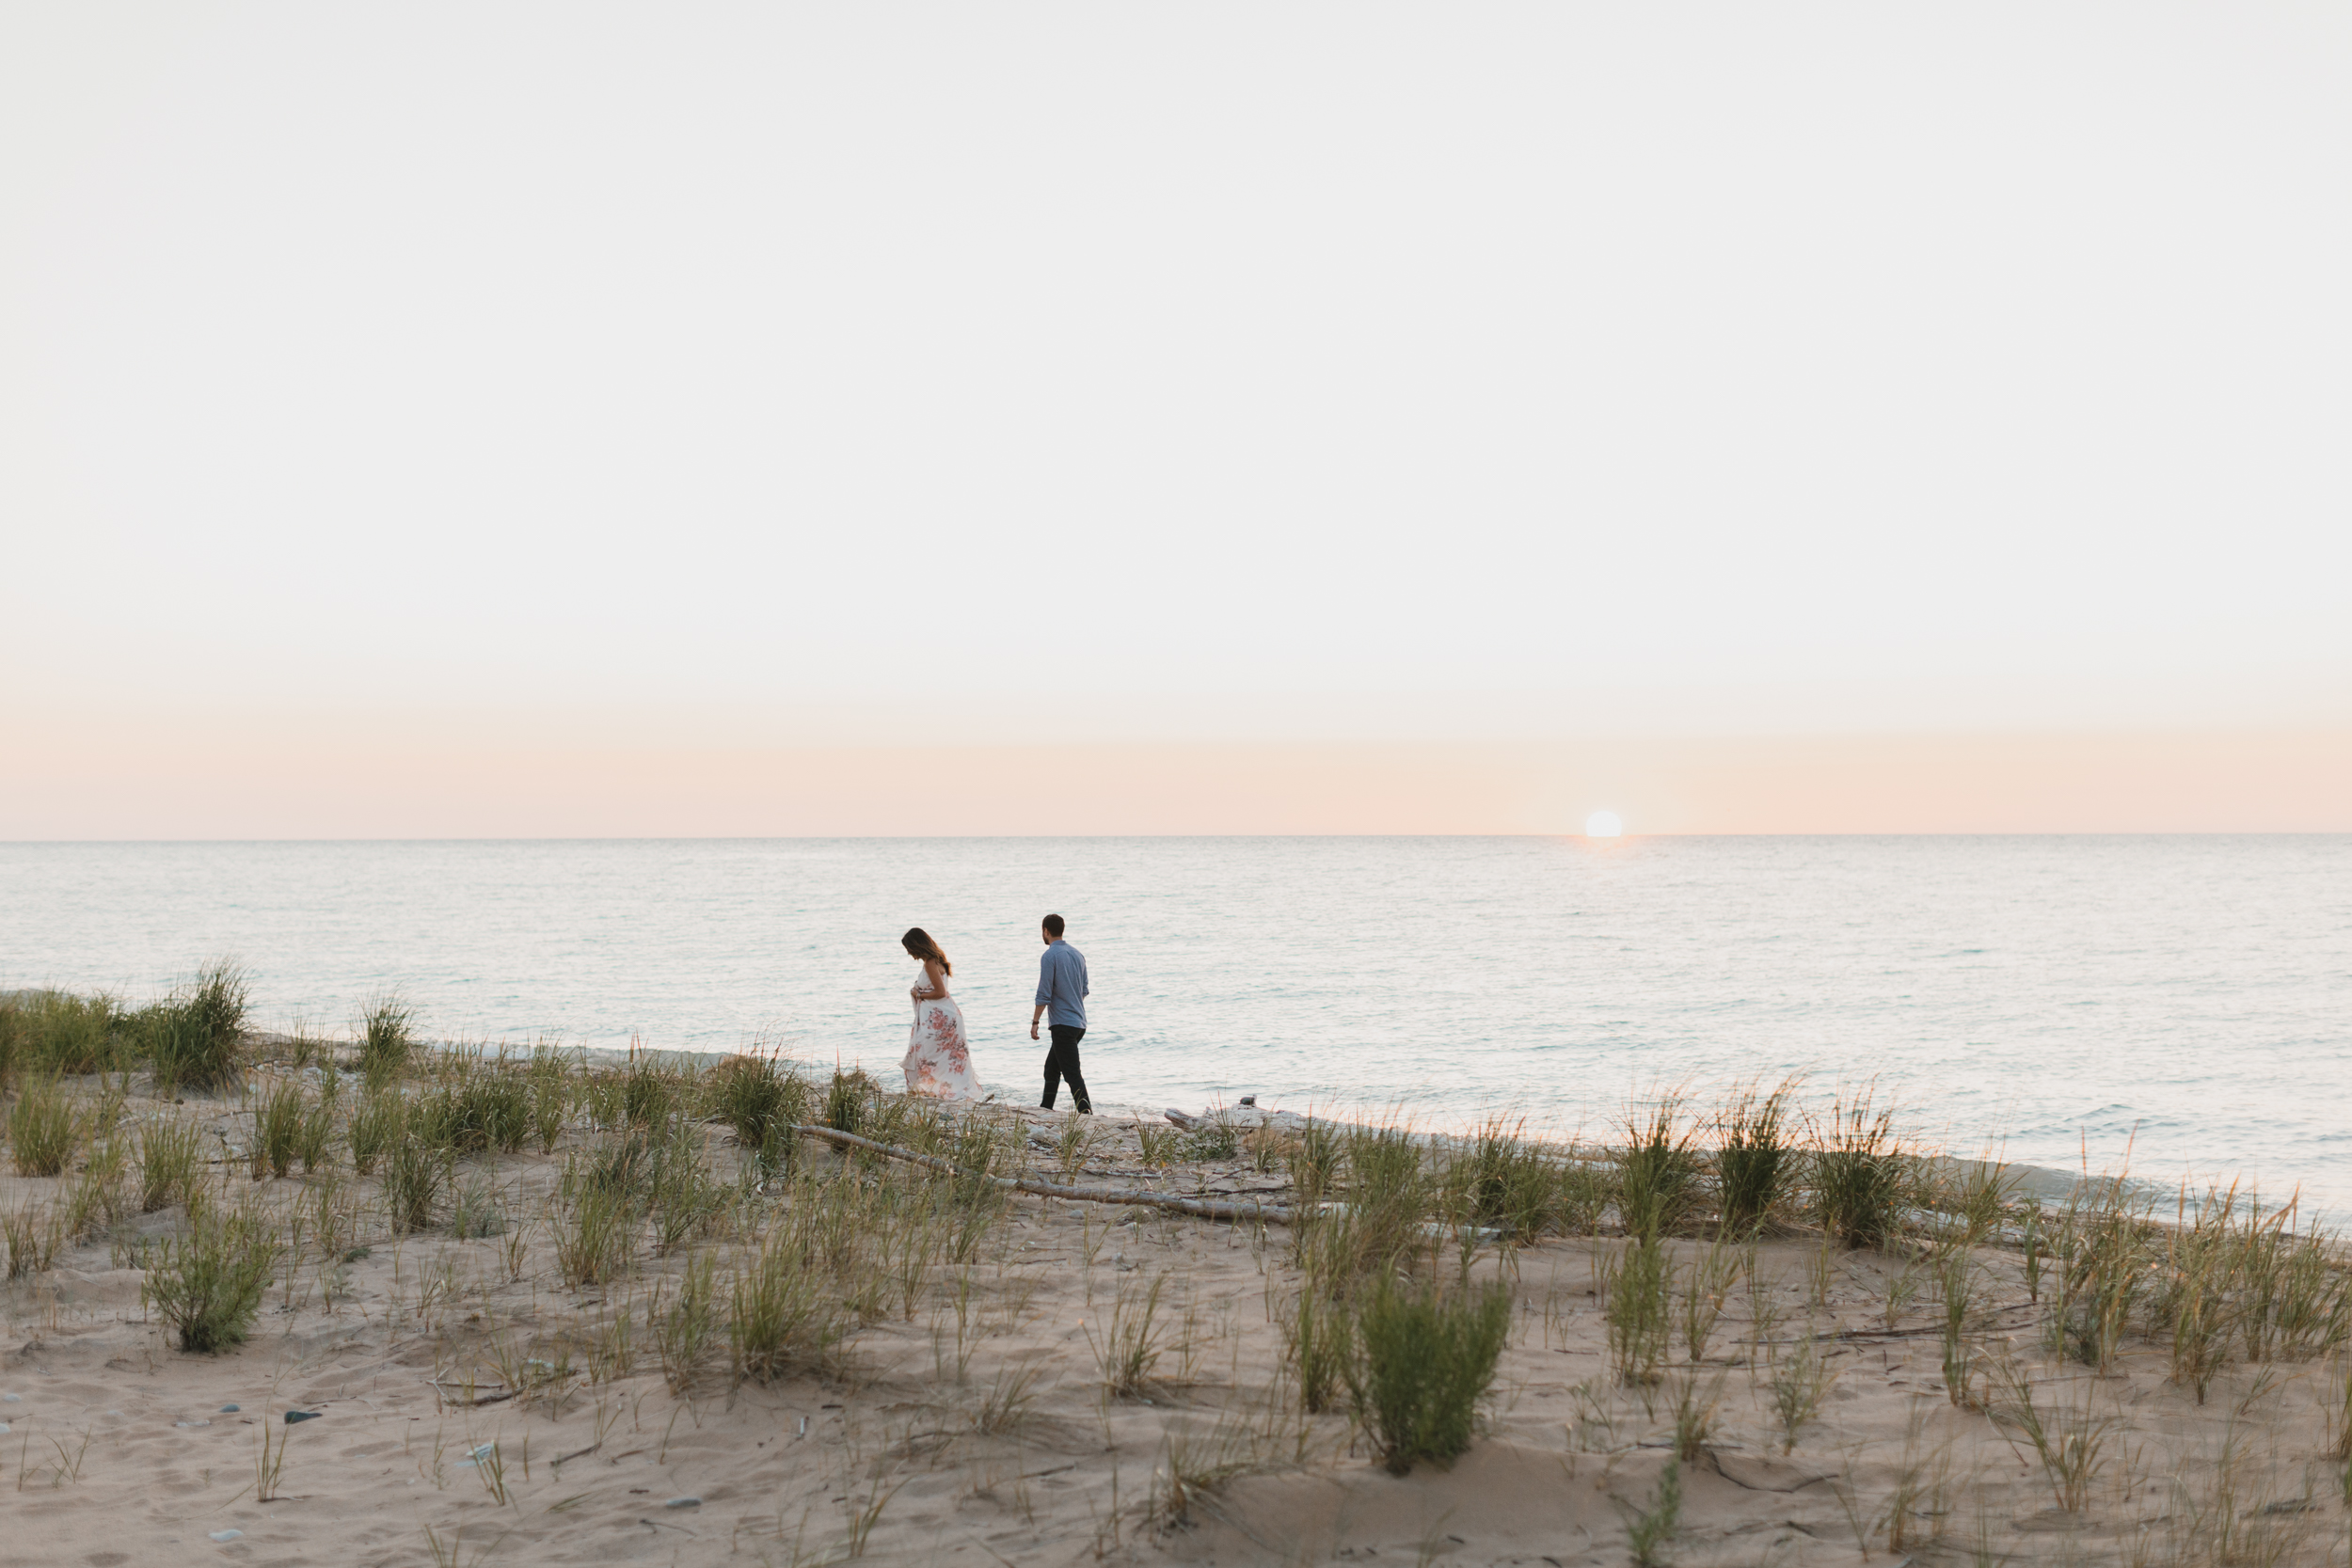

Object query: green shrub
[141,1204,281,1352]
[1346,1277,1513,1474]
[8,1077,80,1176]
[0,995,22,1088]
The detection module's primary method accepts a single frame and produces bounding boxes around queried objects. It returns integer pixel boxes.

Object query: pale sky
[3,5,2347,835]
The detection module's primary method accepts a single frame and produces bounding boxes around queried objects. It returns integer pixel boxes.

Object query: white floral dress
[902,965,985,1100]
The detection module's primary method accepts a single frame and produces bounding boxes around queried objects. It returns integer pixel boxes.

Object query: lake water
[3,836,2346,1207]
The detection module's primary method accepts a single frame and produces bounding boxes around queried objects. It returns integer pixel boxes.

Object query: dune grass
[1715,1076,1799,1236]
[10,962,2352,1563]
[139,1200,283,1352]
[8,1076,80,1177]
[142,960,248,1092]
[1812,1082,1913,1250]
[1345,1275,1512,1474]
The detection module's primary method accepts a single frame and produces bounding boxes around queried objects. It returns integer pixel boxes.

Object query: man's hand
[1031,1004,1046,1040]
[1030,1020,1040,1040]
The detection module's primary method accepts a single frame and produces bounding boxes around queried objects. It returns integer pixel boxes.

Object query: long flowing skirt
[903,997,985,1100]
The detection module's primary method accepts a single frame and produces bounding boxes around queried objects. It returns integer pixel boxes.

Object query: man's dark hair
[1042,913,1066,939]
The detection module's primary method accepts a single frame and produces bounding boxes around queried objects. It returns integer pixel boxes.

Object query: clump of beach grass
[732,1227,843,1380]
[1811,1082,1914,1250]
[1283,1117,1343,1198]
[1285,1288,1355,1414]
[1344,1276,1513,1475]
[142,960,248,1092]
[1445,1115,1557,1243]
[347,1084,403,1175]
[140,1200,283,1352]
[1617,1092,1701,1241]
[412,1050,533,1155]
[1604,1234,1672,1387]
[1182,1114,1240,1163]
[821,1067,868,1136]
[1092,1274,1170,1399]
[358,992,415,1084]
[248,1074,306,1180]
[137,1116,206,1212]
[384,1139,447,1234]
[8,1075,80,1176]
[1715,1076,1798,1236]
[528,1043,575,1152]
[555,1177,637,1288]
[1769,1332,1837,1451]
[1295,1126,1431,1288]
[704,1050,808,1171]
[7,990,124,1078]
[3,1200,64,1280]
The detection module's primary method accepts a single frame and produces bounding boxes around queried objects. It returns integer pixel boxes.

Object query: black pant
[1043,1024,1090,1113]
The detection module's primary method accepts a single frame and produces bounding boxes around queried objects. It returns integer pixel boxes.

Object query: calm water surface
[3,837,2345,1204]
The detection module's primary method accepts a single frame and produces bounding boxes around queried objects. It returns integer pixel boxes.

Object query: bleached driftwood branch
[789,1123,1297,1226]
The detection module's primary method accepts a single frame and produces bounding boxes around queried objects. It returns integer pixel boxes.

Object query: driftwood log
[789,1123,1297,1226]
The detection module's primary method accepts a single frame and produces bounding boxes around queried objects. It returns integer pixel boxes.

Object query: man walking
[1030,912,1091,1113]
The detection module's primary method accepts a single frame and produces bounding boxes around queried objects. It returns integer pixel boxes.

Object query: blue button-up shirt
[1035,941,1089,1029]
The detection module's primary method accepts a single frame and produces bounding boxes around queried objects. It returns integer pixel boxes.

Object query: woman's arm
[914,959,949,1001]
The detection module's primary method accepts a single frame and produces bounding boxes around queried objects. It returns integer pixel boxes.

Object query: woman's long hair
[901,927,951,975]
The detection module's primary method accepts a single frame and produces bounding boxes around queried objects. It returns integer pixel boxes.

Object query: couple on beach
[899,914,1092,1113]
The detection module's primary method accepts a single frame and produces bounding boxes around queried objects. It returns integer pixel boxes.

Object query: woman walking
[900,927,985,1099]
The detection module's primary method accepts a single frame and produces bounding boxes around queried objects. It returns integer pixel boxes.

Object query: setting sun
[1584,810,1624,838]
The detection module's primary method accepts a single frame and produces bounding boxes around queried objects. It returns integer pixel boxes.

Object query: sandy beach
[4,994,2349,1568]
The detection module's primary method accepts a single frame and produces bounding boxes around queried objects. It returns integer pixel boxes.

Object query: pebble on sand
[285,1410,322,1424]
[665,1497,701,1509]
[219,1404,239,1413]
[208,1530,243,1543]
